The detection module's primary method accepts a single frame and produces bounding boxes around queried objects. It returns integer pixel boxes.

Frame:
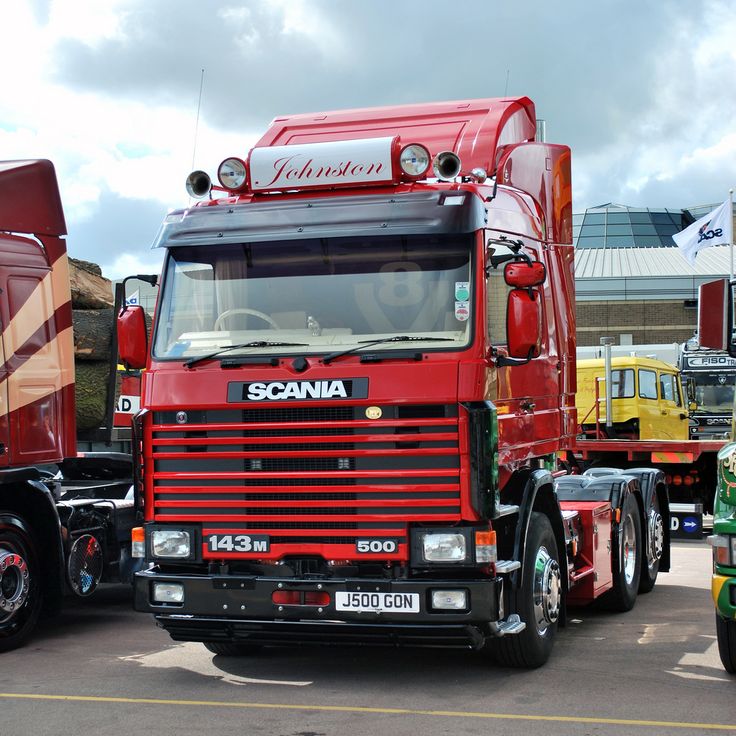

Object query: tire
[639,492,664,594]
[716,613,736,674]
[600,493,642,611]
[203,641,262,656]
[0,515,42,653]
[487,512,562,668]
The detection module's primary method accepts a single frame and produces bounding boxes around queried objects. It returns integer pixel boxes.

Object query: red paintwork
[140,98,581,568]
[0,160,67,244]
[506,290,542,358]
[575,438,726,461]
[117,305,148,369]
[0,166,77,467]
[254,97,536,178]
[560,501,613,604]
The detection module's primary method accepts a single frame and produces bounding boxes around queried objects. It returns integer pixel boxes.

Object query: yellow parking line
[0,693,735,731]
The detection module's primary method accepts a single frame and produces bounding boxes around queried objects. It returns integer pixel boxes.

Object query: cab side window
[639,369,657,399]
[659,373,680,404]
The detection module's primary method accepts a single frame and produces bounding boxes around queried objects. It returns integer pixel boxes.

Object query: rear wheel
[203,641,262,656]
[0,515,42,653]
[716,613,736,674]
[600,493,641,611]
[487,512,561,668]
[639,492,664,594]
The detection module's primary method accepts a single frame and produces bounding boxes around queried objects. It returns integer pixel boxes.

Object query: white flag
[125,289,140,306]
[673,198,733,266]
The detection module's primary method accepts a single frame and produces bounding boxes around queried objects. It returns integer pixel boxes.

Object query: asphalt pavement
[0,540,732,736]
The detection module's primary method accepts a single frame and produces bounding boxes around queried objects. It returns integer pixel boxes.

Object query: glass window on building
[580,224,605,236]
[607,224,633,236]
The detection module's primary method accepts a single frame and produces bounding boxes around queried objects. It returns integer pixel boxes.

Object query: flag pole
[730,188,734,282]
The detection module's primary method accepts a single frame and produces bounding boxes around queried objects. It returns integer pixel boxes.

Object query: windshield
[152,234,473,360]
[691,372,736,413]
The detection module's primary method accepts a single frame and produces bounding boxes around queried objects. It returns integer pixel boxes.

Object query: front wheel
[716,613,736,674]
[0,515,42,652]
[487,512,562,668]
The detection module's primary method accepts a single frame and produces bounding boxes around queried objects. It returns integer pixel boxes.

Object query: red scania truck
[125,97,670,667]
[0,159,140,652]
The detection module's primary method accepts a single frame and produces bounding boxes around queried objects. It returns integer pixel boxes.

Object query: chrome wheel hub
[647,508,664,565]
[622,514,638,585]
[0,549,30,620]
[532,546,561,634]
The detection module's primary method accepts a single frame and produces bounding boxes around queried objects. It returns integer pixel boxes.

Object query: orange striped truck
[0,159,141,651]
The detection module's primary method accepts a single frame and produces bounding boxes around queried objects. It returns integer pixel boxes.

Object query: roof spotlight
[399,144,430,178]
[218,157,248,190]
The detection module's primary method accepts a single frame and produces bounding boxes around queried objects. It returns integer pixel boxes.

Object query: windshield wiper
[184,341,308,368]
[322,336,455,365]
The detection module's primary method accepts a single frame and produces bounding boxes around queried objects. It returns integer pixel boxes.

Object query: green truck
[711,443,736,673]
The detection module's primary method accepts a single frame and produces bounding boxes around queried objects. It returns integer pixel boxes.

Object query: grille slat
[150,404,463,553]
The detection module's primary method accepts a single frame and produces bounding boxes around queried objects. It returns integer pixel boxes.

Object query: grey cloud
[52,0,693,153]
[65,190,168,267]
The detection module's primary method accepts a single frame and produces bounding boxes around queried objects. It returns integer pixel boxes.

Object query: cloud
[1,0,735,272]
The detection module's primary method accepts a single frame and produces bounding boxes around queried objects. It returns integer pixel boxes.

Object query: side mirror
[504,260,546,288]
[698,278,735,354]
[117,305,148,369]
[685,377,696,404]
[506,289,542,360]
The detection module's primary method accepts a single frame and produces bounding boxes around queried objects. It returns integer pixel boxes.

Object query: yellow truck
[576,356,689,441]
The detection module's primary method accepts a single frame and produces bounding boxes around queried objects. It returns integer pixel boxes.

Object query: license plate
[334,591,420,613]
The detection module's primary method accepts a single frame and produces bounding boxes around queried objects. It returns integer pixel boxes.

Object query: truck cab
[125,98,668,668]
[576,356,688,440]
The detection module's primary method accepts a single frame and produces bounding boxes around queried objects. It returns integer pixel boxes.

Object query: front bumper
[713,573,736,620]
[134,568,503,649]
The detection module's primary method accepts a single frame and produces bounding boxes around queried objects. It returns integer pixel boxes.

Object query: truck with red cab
[125,97,670,667]
[0,159,140,652]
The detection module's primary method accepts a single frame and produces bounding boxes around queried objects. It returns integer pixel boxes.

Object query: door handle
[520,401,536,413]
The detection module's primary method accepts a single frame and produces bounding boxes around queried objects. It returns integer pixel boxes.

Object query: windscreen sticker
[455,281,470,301]
[455,301,470,321]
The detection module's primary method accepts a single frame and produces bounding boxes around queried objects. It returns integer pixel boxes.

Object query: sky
[1,0,735,279]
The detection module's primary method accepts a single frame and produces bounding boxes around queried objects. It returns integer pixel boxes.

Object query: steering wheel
[214,308,280,331]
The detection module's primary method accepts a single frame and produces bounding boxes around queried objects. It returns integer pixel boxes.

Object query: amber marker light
[131,527,145,558]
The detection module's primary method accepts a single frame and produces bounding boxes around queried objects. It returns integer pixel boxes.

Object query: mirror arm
[494,346,535,368]
[488,248,532,272]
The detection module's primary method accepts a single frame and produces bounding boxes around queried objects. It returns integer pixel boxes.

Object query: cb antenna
[191,68,205,171]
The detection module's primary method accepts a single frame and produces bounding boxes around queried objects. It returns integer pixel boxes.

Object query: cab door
[0,308,9,467]
[658,370,689,440]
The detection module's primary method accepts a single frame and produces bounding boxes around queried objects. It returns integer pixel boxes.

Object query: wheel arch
[0,480,66,615]
[499,467,569,598]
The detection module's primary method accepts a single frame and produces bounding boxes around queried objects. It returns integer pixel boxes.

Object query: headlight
[708,534,736,567]
[422,533,467,563]
[151,530,191,558]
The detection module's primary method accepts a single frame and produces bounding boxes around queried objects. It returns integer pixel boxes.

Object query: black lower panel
[156,616,488,650]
